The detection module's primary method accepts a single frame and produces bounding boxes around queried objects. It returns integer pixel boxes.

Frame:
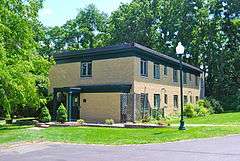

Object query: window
[196,96,199,102]
[164,94,168,105]
[154,94,160,108]
[141,93,149,111]
[189,73,192,82]
[184,95,188,104]
[154,63,160,79]
[173,95,179,108]
[140,59,148,77]
[164,65,168,75]
[173,69,178,82]
[190,96,193,103]
[195,75,199,86]
[183,72,187,84]
[81,61,92,77]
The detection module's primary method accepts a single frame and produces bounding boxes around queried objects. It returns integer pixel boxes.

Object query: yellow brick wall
[133,57,199,89]
[49,57,135,92]
[80,93,121,123]
[133,81,200,116]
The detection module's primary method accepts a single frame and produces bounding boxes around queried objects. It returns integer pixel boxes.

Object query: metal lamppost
[176,42,186,130]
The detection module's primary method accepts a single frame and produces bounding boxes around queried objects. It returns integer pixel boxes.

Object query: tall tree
[0,0,52,117]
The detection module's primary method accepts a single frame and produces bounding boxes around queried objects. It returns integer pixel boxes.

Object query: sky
[38,0,132,27]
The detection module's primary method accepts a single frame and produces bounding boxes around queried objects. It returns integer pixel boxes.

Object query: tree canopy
[0,0,53,117]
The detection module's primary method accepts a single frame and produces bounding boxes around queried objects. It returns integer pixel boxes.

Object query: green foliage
[77,119,85,124]
[184,103,196,118]
[206,98,224,114]
[0,0,53,117]
[141,115,151,123]
[196,106,209,117]
[57,104,68,123]
[105,119,114,125]
[38,106,51,123]
[151,108,163,120]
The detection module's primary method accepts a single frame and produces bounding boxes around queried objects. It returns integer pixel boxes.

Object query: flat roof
[54,43,203,74]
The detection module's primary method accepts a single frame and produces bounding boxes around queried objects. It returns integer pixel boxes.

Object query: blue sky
[38,0,132,27]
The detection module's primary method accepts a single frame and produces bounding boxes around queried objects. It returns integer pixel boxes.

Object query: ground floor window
[154,94,160,109]
[173,95,179,108]
[196,96,199,102]
[141,93,149,111]
[184,95,188,104]
[164,94,168,105]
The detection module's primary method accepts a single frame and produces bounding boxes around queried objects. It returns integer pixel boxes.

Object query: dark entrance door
[71,94,80,121]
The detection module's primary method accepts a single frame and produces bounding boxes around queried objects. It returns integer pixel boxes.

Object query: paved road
[1,135,240,161]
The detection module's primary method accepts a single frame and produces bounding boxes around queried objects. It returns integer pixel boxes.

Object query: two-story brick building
[49,43,204,123]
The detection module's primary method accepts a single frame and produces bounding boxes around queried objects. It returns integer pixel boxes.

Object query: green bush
[141,115,151,123]
[77,119,85,124]
[184,103,196,118]
[207,98,224,114]
[105,119,114,125]
[57,104,68,123]
[38,106,51,123]
[151,108,163,120]
[197,106,209,117]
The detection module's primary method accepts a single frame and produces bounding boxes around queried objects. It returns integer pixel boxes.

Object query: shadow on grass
[0,124,32,131]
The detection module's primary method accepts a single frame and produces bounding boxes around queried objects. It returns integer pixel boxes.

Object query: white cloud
[39,8,53,17]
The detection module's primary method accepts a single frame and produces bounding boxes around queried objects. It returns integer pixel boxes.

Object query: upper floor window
[183,72,187,84]
[153,63,160,79]
[189,73,192,82]
[164,65,168,75]
[195,75,199,86]
[173,69,178,82]
[81,61,92,77]
[154,94,160,108]
[173,95,179,108]
[140,59,148,77]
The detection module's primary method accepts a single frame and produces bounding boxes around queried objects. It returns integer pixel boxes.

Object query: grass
[1,112,240,145]
[170,112,240,125]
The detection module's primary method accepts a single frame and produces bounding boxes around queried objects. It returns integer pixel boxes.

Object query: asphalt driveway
[1,135,240,161]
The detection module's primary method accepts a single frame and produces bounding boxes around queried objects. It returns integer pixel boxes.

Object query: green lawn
[170,112,240,125]
[1,125,240,145]
[1,112,240,145]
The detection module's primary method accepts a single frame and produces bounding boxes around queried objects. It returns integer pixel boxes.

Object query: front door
[71,94,80,121]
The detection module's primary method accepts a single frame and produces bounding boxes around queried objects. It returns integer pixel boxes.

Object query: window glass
[164,65,168,75]
[184,95,188,104]
[164,94,168,105]
[183,72,187,84]
[154,94,160,108]
[173,69,178,82]
[189,73,192,81]
[81,61,92,77]
[174,95,179,108]
[140,59,148,77]
[195,75,199,86]
[154,63,160,79]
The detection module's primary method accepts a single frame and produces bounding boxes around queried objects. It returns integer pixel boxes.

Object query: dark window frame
[184,95,188,104]
[80,61,92,77]
[164,94,168,105]
[140,59,148,77]
[183,72,187,84]
[164,65,168,75]
[173,95,179,108]
[173,69,178,82]
[154,94,160,108]
[153,63,160,79]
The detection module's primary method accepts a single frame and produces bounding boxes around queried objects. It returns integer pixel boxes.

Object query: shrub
[197,106,209,117]
[207,98,224,114]
[151,108,163,120]
[184,103,196,118]
[105,119,114,125]
[141,115,151,123]
[77,119,85,124]
[57,104,68,123]
[38,106,51,123]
